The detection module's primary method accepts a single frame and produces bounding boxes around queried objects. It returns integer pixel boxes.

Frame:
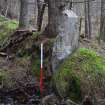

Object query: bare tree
[100,0,105,41]
[84,0,92,39]
[37,0,47,31]
[19,0,37,29]
[0,0,8,16]
[19,0,29,29]
[0,0,37,54]
[43,0,73,37]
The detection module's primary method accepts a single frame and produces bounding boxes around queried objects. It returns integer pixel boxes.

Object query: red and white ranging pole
[40,43,43,96]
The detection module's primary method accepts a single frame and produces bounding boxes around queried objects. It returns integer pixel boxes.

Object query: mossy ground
[0,15,41,79]
[0,15,43,84]
[53,48,105,102]
[0,16,18,44]
[0,16,105,103]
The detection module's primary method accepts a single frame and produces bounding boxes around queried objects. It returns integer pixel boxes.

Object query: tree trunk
[43,0,72,37]
[19,0,29,29]
[43,0,80,72]
[19,0,37,29]
[84,0,91,39]
[100,0,105,41]
[87,0,91,39]
[0,0,37,54]
[37,0,46,31]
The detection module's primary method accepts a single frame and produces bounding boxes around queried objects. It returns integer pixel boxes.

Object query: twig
[0,52,7,57]
[16,29,37,32]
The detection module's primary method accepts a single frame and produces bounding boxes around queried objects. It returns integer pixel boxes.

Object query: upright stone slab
[52,10,80,72]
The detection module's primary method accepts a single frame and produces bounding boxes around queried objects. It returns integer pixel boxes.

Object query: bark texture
[19,0,37,29]
[19,0,29,28]
[84,0,91,39]
[100,0,105,41]
[44,0,72,37]
[37,0,46,31]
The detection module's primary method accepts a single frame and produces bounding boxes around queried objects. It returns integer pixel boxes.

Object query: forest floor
[80,38,105,56]
[0,16,105,105]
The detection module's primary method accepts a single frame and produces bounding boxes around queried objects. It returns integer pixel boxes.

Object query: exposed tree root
[0,29,34,54]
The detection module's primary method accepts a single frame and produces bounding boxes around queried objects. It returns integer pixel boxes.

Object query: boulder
[53,48,105,102]
[52,10,80,72]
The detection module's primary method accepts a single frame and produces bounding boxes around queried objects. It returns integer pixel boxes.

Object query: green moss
[0,16,18,44]
[53,48,105,102]
[0,16,8,22]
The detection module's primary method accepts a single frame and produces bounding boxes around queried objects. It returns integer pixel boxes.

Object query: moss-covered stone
[53,48,105,102]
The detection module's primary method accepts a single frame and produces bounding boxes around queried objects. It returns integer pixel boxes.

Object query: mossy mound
[0,16,18,44]
[53,48,105,102]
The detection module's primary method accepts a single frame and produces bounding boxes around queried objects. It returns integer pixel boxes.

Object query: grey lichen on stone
[52,10,80,72]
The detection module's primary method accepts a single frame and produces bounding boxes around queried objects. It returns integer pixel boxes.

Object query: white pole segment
[41,43,43,68]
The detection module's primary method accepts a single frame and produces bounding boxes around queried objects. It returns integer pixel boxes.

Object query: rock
[53,48,105,102]
[4,97,14,105]
[52,10,80,72]
[42,94,59,105]
[82,96,93,105]
[27,95,40,105]
[61,99,78,105]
